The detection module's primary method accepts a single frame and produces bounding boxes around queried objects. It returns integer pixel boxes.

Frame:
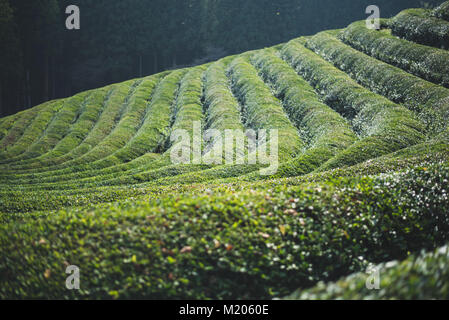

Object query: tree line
[0,0,443,117]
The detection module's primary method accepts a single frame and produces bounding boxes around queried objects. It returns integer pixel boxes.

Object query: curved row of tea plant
[1,1,449,300]
[1,161,448,299]
[434,1,449,21]
[0,74,177,185]
[304,31,449,134]
[229,55,303,161]
[203,58,245,160]
[9,87,113,170]
[0,91,90,165]
[281,39,425,171]
[340,21,449,87]
[1,129,447,214]
[0,70,200,191]
[0,80,140,175]
[0,101,53,151]
[0,109,29,142]
[7,77,161,171]
[250,49,357,178]
[390,8,449,49]
[0,100,64,160]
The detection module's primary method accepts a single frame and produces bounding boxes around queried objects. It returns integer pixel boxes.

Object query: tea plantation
[1,2,449,299]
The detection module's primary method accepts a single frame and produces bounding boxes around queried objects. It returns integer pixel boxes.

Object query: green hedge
[0,71,186,190]
[7,87,113,170]
[280,38,425,171]
[0,101,53,151]
[391,8,449,49]
[0,91,91,166]
[203,58,245,160]
[229,55,303,162]
[340,21,449,87]
[0,130,447,213]
[286,245,449,300]
[0,73,173,185]
[7,77,159,171]
[0,80,142,176]
[0,112,23,141]
[1,162,448,299]
[0,100,64,160]
[250,49,357,178]
[304,31,449,135]
[433,1,449,21]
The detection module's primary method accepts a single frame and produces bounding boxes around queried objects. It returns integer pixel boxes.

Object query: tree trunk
[139,54,143,77]
[0,79,3,116]
[172,53,177,68]
[44,54,49,102]
[162,54,166,71]
[52,55,56,99]
[26,70,31,108]
[17,81,21,107]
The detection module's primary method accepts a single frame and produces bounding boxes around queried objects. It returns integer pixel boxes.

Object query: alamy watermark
[170,121,279,176]
[66,5,80,30]
[366,5,380,30]
[66,265,80,290]
[365,264,380,290]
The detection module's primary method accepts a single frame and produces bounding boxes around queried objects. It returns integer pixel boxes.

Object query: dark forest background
[0,0,444,117]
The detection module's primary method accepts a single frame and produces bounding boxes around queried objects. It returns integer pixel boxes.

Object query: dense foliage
[1,1,449,300]
[1,162,449,299]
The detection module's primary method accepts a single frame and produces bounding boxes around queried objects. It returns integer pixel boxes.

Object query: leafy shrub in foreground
[285,245,449,300]
[1,162,448,299]
[0,2,448,300]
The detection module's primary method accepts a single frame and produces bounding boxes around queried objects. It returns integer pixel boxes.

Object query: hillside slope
[0,2,449,299]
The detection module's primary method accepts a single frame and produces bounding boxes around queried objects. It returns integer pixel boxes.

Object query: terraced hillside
[1,3,449,299]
